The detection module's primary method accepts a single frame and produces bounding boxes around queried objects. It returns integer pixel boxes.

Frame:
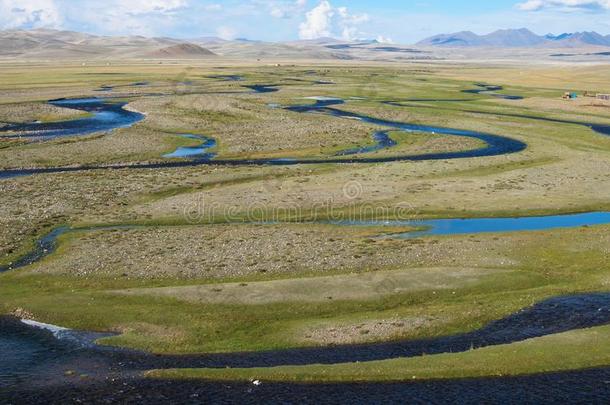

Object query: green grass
[149,324,610,382]
[1,62,609,380]
[1,223,608,354]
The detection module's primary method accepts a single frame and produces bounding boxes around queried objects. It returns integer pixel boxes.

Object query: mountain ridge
[418,28,610,47]
[2,28,610,61]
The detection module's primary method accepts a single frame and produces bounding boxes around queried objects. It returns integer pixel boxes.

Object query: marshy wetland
[1,61,610,402]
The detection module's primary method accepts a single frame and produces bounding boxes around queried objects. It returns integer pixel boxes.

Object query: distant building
[563,92,578,100]
[597,94,610,101]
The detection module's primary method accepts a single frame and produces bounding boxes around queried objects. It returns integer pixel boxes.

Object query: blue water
[244,84,279,93]
[0,226,69,273]
[332,211,610,237]
[207,75,244,82]
[163,134,217,159]
[4,212,610,276]
[285,98,527,161]
[462,83,524,100]
[590,124,610,136]
[0,98,144,140]
[336,131,398,155]
[0,330,58,388]
[94,82,150,92]
[0,94,529,181]
[1,292,609,392]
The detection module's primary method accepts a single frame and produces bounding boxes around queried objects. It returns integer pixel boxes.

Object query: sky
[1,0,610,43]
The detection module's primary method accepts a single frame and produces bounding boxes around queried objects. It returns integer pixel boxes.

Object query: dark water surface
[1,292,609,400]
[243,84,280,93]
[336,131,398,155]
[3,370,610,404]
[462,83,524,100]
[206,75,244,81]
[94,81,150,92]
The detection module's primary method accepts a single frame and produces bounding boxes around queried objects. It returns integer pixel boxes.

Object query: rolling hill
[145,43,216,59]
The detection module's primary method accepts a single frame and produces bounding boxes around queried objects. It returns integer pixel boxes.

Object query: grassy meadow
[0,60,609,380]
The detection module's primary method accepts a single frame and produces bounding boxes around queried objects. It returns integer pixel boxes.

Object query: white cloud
[217,26,237,40]
[118,0,188,16]
[299,0,334,39]
[0,0,62,29]
[1,0,192,35]
[64,0,190,36]
[268,0,308,19]
[298,0,370,40]
[517,0,610,11]
[376,35,394,44]
[204,4,222,12]
[271,7,288,18]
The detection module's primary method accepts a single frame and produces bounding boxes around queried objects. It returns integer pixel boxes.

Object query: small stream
[4,211,610,275]
[332,211,610,237]
[94,81,150,92]
[385,91,610,138]
[163,134,217,159]
[0,98,144,140]
[462,83,524,100]
[336,131,397,155]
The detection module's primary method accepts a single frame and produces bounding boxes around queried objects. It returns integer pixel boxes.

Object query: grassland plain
[0,61,609,380]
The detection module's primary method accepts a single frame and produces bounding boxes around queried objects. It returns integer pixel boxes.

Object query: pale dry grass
[0,125,184,169]
[0,102,87,124]
[24,221,610,281]
[115,267,499,303]
[300,316,436,345]
[130,93,379,156]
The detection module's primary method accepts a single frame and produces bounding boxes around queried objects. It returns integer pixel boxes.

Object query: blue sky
[1,0,609,43]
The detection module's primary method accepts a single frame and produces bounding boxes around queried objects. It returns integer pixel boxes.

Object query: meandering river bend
[1,81,610,401]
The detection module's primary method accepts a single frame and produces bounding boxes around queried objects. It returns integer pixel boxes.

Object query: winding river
[1,292,609,401]
[1,81,610,400]
[0,95,528,179]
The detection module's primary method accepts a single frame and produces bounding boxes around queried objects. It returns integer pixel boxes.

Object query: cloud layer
[1,0,608,43]
[517,0,610,11]
[299,0,369,40]
[0,0,189,34]
[0,0,62,29]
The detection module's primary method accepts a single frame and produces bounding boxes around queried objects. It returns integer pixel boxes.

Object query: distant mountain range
[418,28,610,47]
[0,29,342,60]
[0,29,217,59]
[1,28,610,61]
